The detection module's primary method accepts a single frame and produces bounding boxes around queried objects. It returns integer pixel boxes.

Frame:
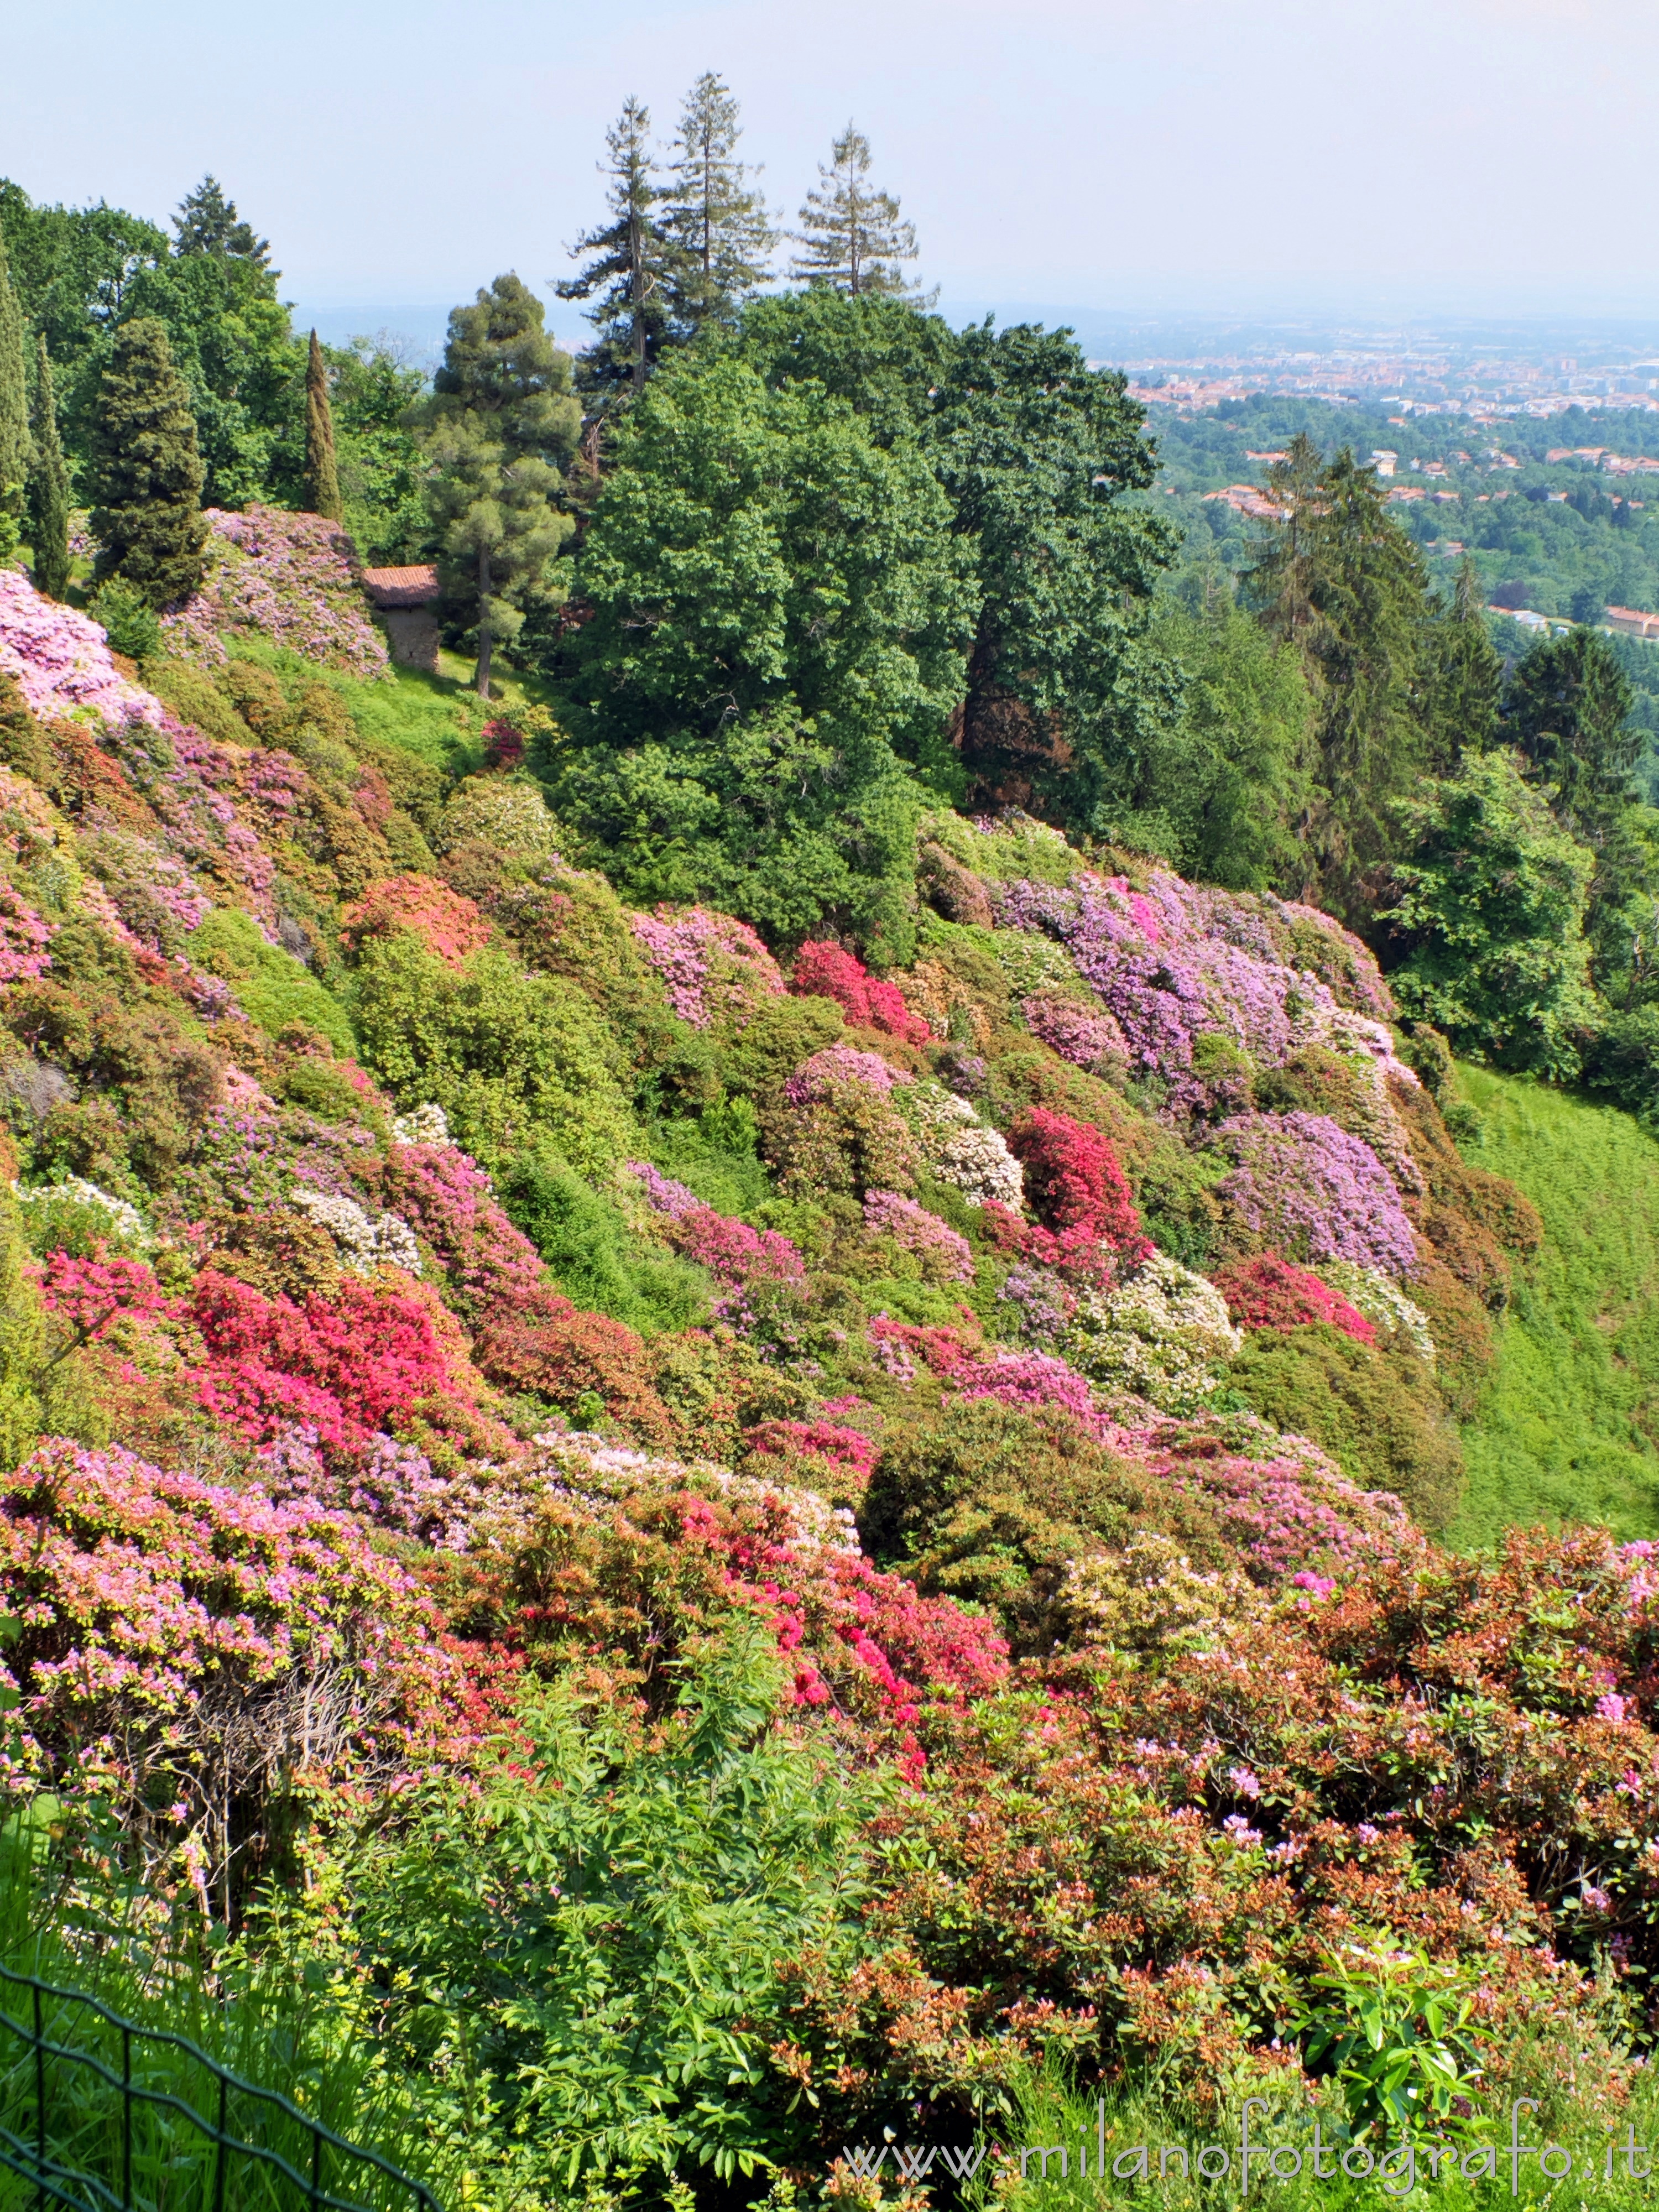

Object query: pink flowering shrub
[1022,994,1128,1074]
[36,1252,180,1355]
[629,905,784,1028]
[791,940,932,1044]
[161,507,389,677]
[743,1420,880,1482]
[1214,1111,1420,1279]
[867,1317,1106,1436]
[341,873,493,968]
[1211,1249,1378,1347]
[0,882,51,981]
[782,1046,910,1107]
[630,1161,806,1299]
[0,1438,468,1885]
[625,1161,702,1219]
[0,566,166,728]
[862,1190,974,1282]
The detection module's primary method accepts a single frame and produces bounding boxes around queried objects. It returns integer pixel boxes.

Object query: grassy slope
[1452,1063,1659,1547]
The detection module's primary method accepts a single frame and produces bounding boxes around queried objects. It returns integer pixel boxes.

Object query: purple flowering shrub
[162,508,390,677]
[1214,1110,1421,1277]
[862,1189,975,1283]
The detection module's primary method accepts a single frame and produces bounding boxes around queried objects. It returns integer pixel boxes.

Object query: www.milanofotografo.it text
[838,2099,1659,2198]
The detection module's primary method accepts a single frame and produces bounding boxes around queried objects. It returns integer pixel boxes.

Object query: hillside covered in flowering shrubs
[5,559,1659,2195]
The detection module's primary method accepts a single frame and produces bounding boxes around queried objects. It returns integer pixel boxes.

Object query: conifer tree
[26,332,70,599]
[303,327,343,520]
[173,175,273,272]
[556,98,678,396]
[87,315,207,608]
[0,227,29,530]
[413,273,581,696]
[1424,554,1502,766]
[790,124,922,299]
[663,73,774,336]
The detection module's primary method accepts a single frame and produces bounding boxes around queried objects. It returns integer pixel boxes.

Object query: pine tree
[25,332,70,599]
[173,175,273,273]
[303,328,343,520]
[663,72,774,336]
[556,98,678,396]
[414,274,582,696]
[88,315,207,609]
[0,225,29,530]
[790,124,922,299]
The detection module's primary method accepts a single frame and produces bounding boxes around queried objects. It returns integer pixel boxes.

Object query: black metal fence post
[32,1981,44,2212]
[120,2027,131,2212]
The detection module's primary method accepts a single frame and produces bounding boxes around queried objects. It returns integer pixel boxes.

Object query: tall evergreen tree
[790,124,921,299]
[1423,554,1503,766]
[25,332,70,598]
[0,225,29,529]
[412,273,581,697]
[87,315,207,608]
[172,175,272,272]
[662,73,774,337]
[303,328,342,519]
[556,99,678,397]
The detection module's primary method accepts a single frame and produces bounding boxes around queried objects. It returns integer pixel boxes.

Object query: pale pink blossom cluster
[161,508,389,677]
[784,1047,912,1107]
[629,905,785,1028]
[0,565,168,731]
[0,883,52,982]
[862,1190,974,1282]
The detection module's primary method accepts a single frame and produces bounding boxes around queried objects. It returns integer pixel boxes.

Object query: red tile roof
[362,564,440,608]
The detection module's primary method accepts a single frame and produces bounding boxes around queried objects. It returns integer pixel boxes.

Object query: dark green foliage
[172,176,271,267]
[0,672,53,784]
[413,274,581,696]
[555,98,677,400]
[326,338,428,564]
[0,178,168,388]
[498,1142,711,1332]
[86,580,162,660]
[790,123,921,300]
[662,73,774,338]
[1229,1321,1464,1530]
[0,225,27,540]
[1386,747,1599,1078]
[1505,624,1639,834]
[552,350,975,952]
[302,328,342,520]
[1248,437,1441,916]
[1423,555,1503,765]
[734,288,957,448]
[25,333,70,598]
[87,316,206,609]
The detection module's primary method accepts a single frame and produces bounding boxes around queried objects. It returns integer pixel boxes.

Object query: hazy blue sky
[5,0,1655,330]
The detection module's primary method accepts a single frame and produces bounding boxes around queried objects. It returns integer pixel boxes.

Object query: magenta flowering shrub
[625,1161,702,1219]
[0,883,51,980]
[628,905,784,1028]
[161,508,389,677]
[630,1161,806,1300]
[862,1190,975,1283]
[1214,1110,1420,1278]
[782,1046,911,1108]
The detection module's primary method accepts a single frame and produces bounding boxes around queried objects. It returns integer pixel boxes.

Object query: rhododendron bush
[0,547,1621,2157]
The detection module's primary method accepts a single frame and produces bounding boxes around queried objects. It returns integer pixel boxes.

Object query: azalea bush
[161,508,390,678]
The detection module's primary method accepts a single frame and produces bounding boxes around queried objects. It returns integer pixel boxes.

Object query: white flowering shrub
[391,1102,453,1148]
[13,1175,152,1250]
[290,1186,422,1276]
[901,1082,1024,1210]
[1065,1251,1241,1413]
[1314,1260,1437,1369]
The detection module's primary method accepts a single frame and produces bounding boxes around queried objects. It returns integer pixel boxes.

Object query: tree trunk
[476,544,493,698]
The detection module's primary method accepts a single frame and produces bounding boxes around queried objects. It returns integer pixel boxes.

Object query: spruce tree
[1423,555,1503,766]
[88,316,207,609]
[303,328,343,519]
[556,98,678,396]
[25,332,70,599]
[413,274,581,696]
[173,175,273,272]
[790,124,922,299]
[663,72,774,337]
[0,226,29,530]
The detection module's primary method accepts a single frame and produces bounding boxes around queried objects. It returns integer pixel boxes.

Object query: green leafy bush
[499,1142,711,1333]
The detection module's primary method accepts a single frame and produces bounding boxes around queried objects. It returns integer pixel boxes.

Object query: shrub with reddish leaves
[340,874,493,969]
[791,941,932,1045]
[1211,1249,1378,1347]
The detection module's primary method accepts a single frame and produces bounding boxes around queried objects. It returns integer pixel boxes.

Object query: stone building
[362,565,441,671]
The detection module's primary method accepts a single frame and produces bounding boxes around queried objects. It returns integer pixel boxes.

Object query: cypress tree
[303,328,343,519]
[0,226,29,528]
[25,332,70,599]
[88,316,207,609]
[790,124,922,299]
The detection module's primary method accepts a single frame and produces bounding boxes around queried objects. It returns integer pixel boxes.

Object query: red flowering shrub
[791,941,932,1045]
[481,718,525,770]
[997,1108,1152,1280]
[192,1269,452,1452]
[474,1295,676,1444]
[36,1252,181,1352]
[340,874,493,969]
[1210,1249,1377,1347]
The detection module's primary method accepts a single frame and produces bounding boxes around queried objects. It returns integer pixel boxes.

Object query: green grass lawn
[1451,1063,1659,1547]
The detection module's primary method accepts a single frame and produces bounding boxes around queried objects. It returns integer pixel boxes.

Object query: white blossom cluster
[290,1185,422,1276]
[1065,1251,1241,1414]
[1314,1260,1437,1369]
[390,1102,453,1148]
[530,1432,863,1555]
[12,1175,153,1249]
[901,1082,1025,1210]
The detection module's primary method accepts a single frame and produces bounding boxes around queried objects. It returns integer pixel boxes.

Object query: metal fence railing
[0,1961,442,2212]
